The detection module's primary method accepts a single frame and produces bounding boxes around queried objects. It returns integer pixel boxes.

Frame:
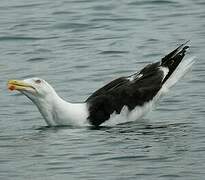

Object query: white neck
[33,92,89,126]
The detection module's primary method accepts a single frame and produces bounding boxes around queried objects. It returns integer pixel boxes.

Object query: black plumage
[86,43,189,127]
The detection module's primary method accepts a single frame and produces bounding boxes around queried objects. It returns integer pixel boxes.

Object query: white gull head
[8,78,89,126]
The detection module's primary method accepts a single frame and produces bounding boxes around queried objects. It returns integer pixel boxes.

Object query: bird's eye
[35,79,41,84]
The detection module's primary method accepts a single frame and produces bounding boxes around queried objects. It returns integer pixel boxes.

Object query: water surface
[0,0,205,179]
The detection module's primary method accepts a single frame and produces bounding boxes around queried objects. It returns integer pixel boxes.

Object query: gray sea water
[0,0,205,179]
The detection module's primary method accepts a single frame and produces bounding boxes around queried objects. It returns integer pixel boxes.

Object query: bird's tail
[160,41,196,92]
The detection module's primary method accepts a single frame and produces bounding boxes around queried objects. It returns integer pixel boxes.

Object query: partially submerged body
[8,42,195,127]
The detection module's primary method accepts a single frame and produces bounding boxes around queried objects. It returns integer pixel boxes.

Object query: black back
[86,43,189,127]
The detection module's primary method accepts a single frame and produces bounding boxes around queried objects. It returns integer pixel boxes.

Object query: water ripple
[0,36,58,41]
[0,0,205,179]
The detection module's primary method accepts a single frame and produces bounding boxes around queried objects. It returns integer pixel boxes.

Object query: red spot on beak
[8,85,16,91]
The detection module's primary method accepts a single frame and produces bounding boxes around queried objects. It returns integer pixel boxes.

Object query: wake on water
[103,57,196,126]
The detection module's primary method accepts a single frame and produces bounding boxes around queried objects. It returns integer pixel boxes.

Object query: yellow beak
[7,80,34,91]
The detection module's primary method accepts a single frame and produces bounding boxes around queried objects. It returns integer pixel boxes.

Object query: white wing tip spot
[159,67,169,81]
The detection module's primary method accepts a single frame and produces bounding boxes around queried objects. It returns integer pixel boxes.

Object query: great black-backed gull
[8,42,195,127]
